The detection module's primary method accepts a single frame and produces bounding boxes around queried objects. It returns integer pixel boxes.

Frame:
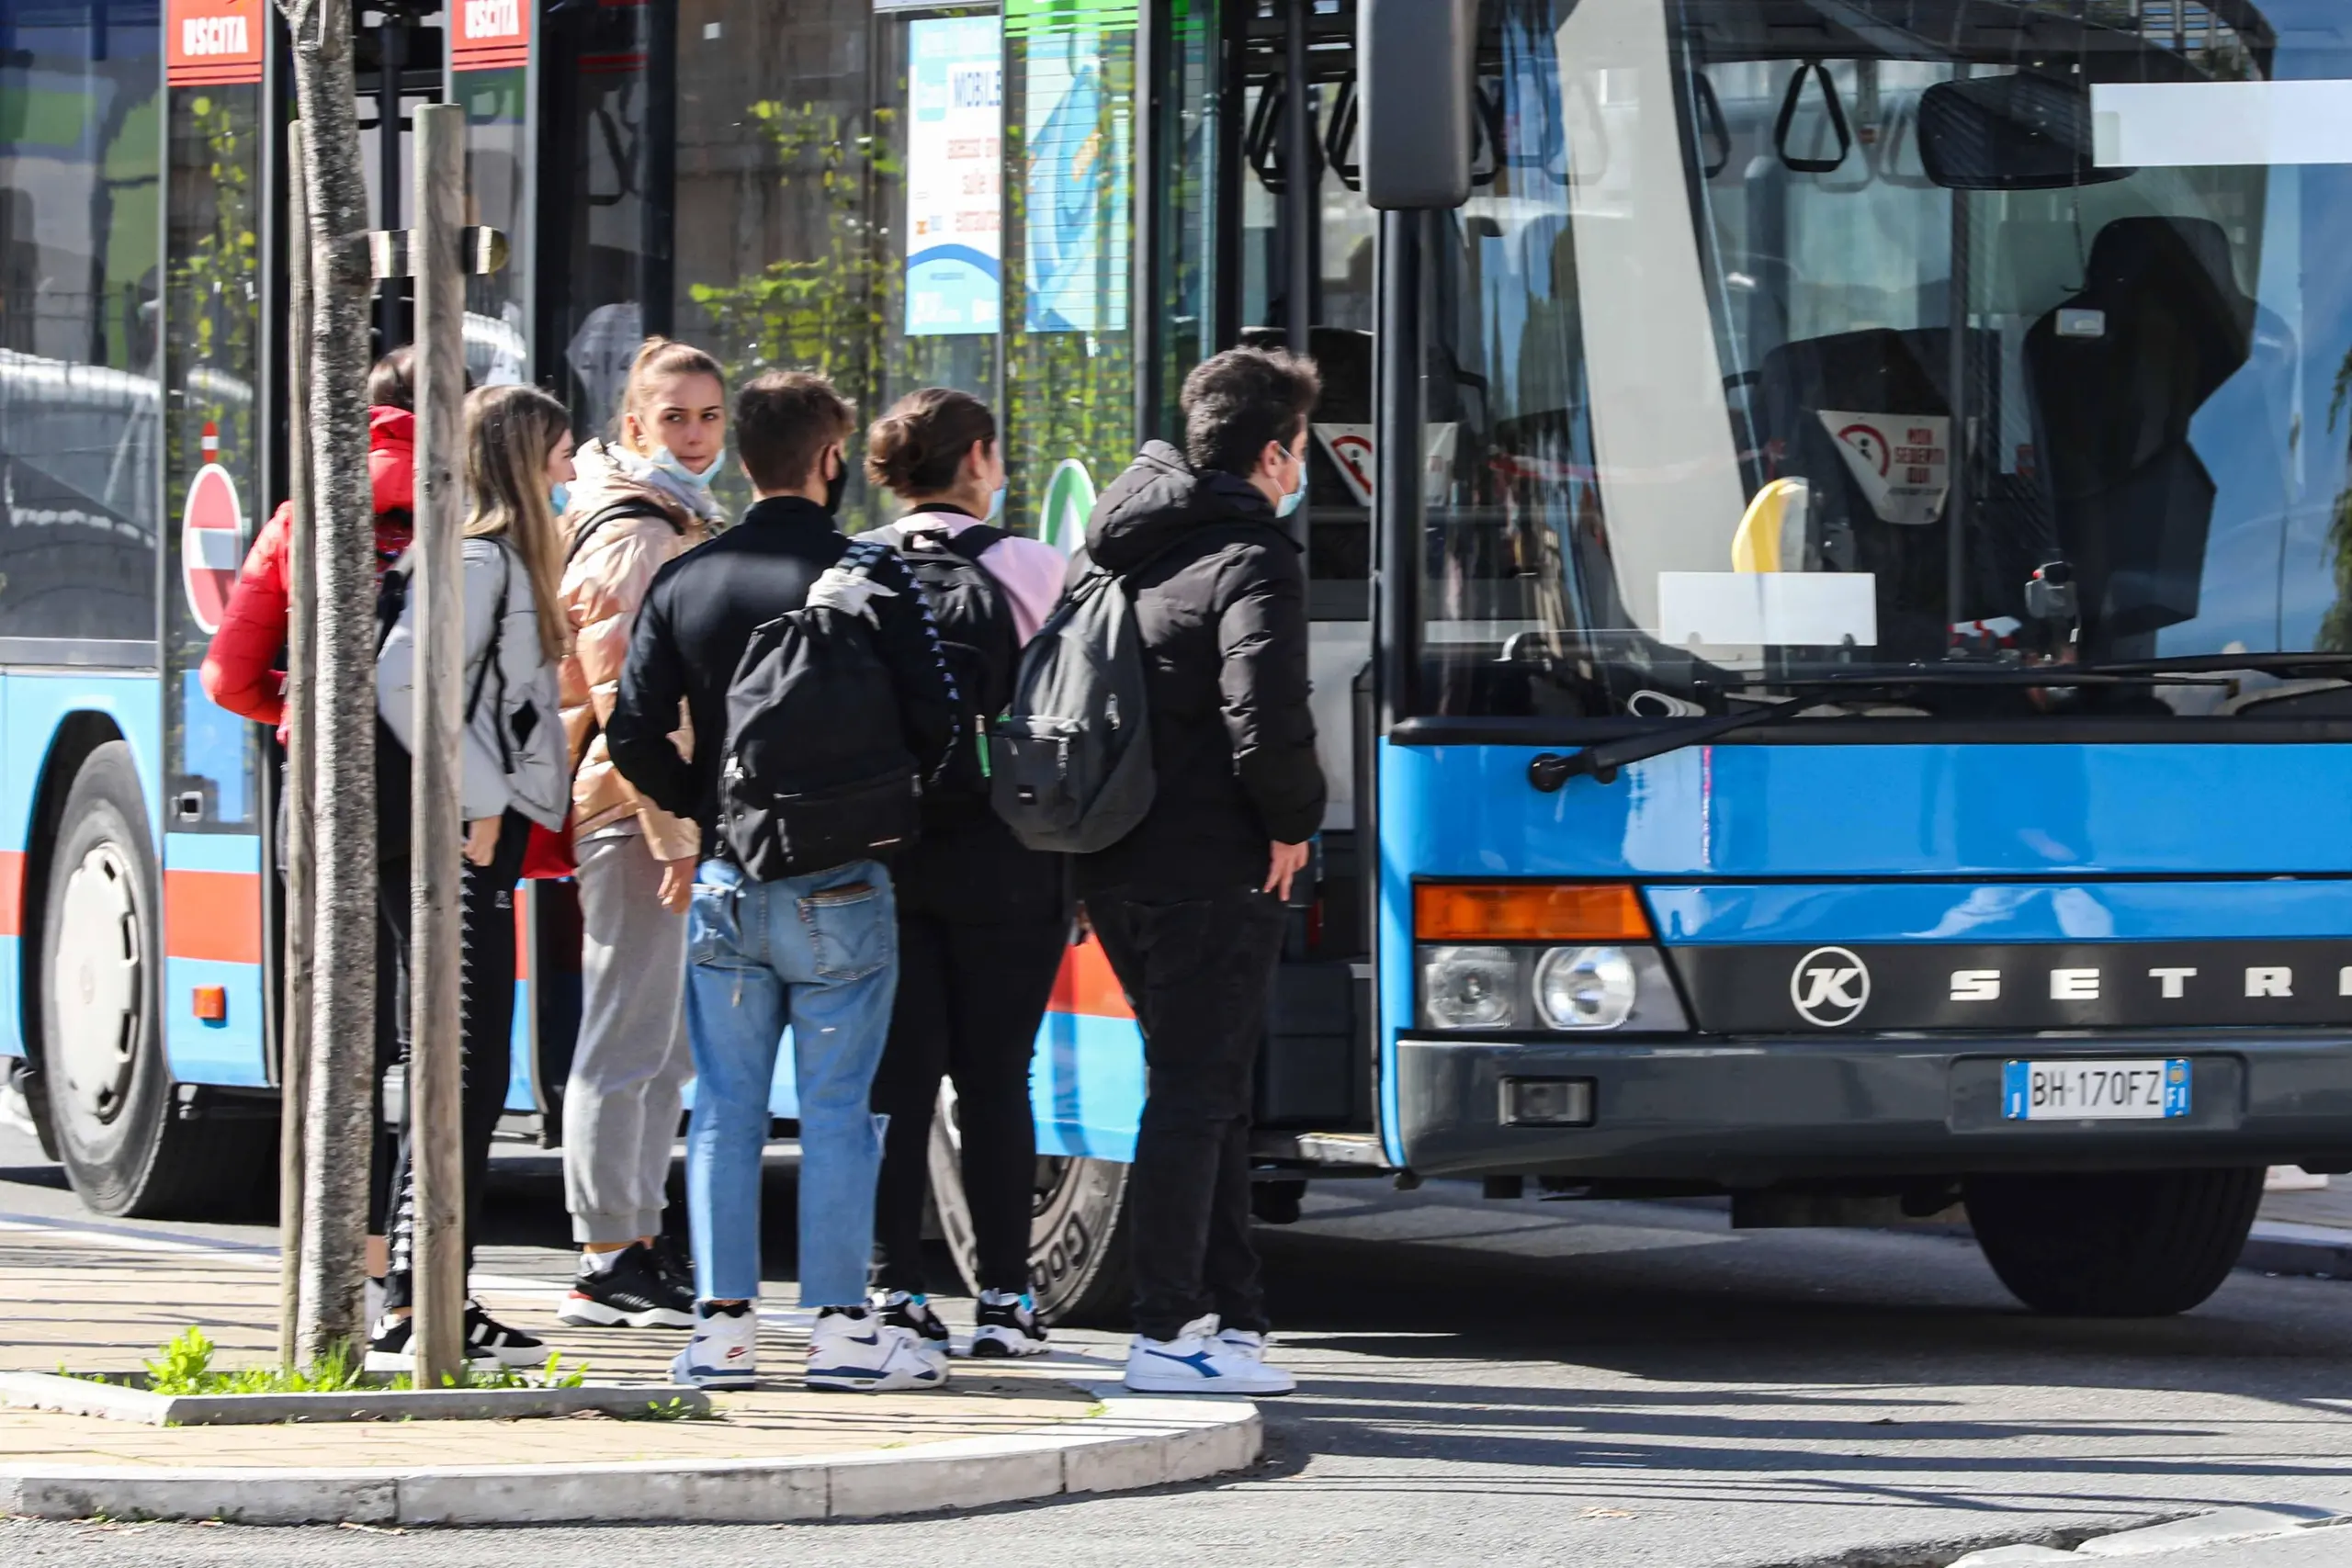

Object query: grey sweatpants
[564,829,694,1244]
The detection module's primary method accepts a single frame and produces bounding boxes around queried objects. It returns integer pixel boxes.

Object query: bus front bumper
[1392,1032,2352,1183]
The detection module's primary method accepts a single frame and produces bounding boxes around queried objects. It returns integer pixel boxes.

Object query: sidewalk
[0,1214,1258,1524]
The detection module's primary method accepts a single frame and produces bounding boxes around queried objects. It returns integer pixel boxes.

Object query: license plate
[2002,1058,2191,1121]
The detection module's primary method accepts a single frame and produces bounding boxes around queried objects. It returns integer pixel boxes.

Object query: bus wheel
[1964,1167,2264,1317]
[928,1084,1131,1328]
[41,742,260,1217]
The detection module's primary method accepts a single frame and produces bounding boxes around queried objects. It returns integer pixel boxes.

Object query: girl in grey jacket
[368,384,577,1372]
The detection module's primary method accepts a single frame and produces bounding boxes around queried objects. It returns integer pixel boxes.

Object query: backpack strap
[938,524,1007,563]
[567,497,678,567]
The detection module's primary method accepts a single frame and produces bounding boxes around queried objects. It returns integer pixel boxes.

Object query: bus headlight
[1420,945,1521,1030]
[1532,945,1638,1031]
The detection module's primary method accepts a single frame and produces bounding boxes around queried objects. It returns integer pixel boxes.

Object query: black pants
[1088,885,1286,1341]
[871,908,1068,1295]
[382,812,529,1310]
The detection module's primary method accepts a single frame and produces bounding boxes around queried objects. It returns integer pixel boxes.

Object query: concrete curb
[0,1382,1259,1525]
[0,1371,712,1427]
[2240,1222,2352,1280]
[1936,1503,2349,1566]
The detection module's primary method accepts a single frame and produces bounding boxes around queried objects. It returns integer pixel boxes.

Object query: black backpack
[875,519,1016,807]
[717,537,923,880]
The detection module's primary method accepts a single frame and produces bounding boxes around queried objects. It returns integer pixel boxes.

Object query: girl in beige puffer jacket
[552,338,727,1326]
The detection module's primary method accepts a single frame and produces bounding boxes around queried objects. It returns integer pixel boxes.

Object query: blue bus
[10,0,2352,1325]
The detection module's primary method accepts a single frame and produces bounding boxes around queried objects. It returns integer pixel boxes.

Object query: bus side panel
[1031,934,1145,1163]
[160,829,267,1085]
[0,673,166,1060]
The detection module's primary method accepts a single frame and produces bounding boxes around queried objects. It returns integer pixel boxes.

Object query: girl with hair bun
[860,388,1069,1360]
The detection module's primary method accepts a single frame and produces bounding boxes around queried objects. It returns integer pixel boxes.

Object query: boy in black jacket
[609,370,958,1394]
[1080,348,1328,1397]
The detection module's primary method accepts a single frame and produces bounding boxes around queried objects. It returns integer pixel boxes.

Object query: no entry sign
[180,425,243,634]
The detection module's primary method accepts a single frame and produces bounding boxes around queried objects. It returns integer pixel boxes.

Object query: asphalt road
[6,1123,2352,1568]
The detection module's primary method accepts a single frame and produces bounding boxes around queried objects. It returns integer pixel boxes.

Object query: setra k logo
[1790,946,1871,1028]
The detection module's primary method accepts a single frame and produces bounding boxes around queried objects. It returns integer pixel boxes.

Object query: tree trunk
[275,0,378,1365]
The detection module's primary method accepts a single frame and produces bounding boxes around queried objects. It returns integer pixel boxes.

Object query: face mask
[988,484,1007,522]
[1273,445,1306,520]
[823,447,849,516]
[549,480,571,516]
[650,444,720,493]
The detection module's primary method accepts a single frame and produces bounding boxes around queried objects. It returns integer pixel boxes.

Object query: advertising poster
[905,16,1004,337]
[1023,17,1129,333]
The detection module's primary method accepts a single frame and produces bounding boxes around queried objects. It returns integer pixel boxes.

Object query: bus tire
[40,741,266,1218]
[927,1085,1132,1328]
[1964,1167,2263,1317]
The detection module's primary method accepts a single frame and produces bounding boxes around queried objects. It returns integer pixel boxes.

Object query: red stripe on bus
[1049,932,1133,1021]
[164,870,263,964]
[0,850,22,937]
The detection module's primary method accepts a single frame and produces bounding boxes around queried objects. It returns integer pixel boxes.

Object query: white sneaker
[968,1290,1050,1358]
[806,1306,949,1393]
[669,1303,759,1390]
[1216,1326,1267,1361]
[1124,1314,1295,1396]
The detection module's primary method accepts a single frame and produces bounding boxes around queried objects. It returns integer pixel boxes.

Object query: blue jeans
[684,856,899,1307]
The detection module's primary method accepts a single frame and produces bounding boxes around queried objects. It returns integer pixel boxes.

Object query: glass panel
[1148,0,1219,443]
[454,62,531,384]
[164,73,261,826]
[672,0,1001,528]
[1420,0,2352,725]
[0,0,163,648]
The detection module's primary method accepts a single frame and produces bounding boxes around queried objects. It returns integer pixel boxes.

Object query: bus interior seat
[1754,326,1957,658]
[2023,215,2254,645]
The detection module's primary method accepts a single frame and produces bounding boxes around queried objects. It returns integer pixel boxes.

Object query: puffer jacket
[376,536,569,830]
[557,440,710,862]
[199,405,419,734]
[1072,440,1326,897]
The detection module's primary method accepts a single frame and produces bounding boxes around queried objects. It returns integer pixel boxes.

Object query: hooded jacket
[199,405,418,734]
[1073,441,1326,896]
[556,439,715,863]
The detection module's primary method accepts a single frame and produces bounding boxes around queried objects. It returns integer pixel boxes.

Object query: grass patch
[72,1327,593,1395]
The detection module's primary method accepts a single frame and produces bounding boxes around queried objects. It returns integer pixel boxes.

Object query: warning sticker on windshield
[1816,411,1950,526]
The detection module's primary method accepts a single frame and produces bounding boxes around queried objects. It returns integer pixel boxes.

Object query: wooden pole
[277,0,377,1367]
[277,119,317,1371]
[409,103,469,1390]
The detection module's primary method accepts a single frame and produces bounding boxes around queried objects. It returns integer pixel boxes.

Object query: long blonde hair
[462,385,571,662]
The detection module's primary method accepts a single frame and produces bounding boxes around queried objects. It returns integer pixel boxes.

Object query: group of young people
[202,333,1327,1399]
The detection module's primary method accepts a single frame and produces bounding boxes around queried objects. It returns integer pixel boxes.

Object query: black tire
[1964,1167,2264,1317]
[40,741,270,1218]
[928,1085,1132,1327]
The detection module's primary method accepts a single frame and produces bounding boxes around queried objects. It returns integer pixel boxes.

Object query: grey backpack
[987,560,1155,852]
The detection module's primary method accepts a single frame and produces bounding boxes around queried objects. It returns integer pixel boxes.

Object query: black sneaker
[969,1290,1049,1358]
[463,1300,548,1368]
[651,1231,698,1315]
[560,1244,695,1329]
[362,1310,499,1374]
[876,1291,952,1361]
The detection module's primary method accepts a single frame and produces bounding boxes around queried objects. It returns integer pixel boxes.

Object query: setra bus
[9,0,2352,1324]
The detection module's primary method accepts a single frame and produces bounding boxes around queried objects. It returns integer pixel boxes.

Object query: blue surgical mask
[650,445,720,493]
[549,480,571,516]
[988,485,1007,522]
[1273,445,1306,520]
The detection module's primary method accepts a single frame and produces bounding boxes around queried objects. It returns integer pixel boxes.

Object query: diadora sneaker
[876,1291,952,1366]
[560,1244,696,1329]
[969,1290,1049,1359]
[806,1305,948,1393]
[1124,1314,1295,1396]
[670,1300,758,1390]
[1216,1326,1268,1361]
[361,1307,526,1375]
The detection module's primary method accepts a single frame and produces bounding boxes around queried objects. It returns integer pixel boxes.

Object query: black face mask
[822,447,848,516]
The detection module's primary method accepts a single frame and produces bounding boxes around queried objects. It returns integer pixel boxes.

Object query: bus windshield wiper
[1525,667,2229,792]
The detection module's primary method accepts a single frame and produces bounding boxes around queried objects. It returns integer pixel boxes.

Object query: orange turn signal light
[192,985,228,1023]
[1414,882,1652,943]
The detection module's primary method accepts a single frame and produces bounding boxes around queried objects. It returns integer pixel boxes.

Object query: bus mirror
[1917,73,2133,191]
[1359,0,1477,210]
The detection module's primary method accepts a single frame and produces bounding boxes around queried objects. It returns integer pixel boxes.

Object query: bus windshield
[1419,0,2352,724]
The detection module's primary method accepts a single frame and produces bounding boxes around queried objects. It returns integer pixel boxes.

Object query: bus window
[1418,0,2349,725]
[0,0,163,657]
